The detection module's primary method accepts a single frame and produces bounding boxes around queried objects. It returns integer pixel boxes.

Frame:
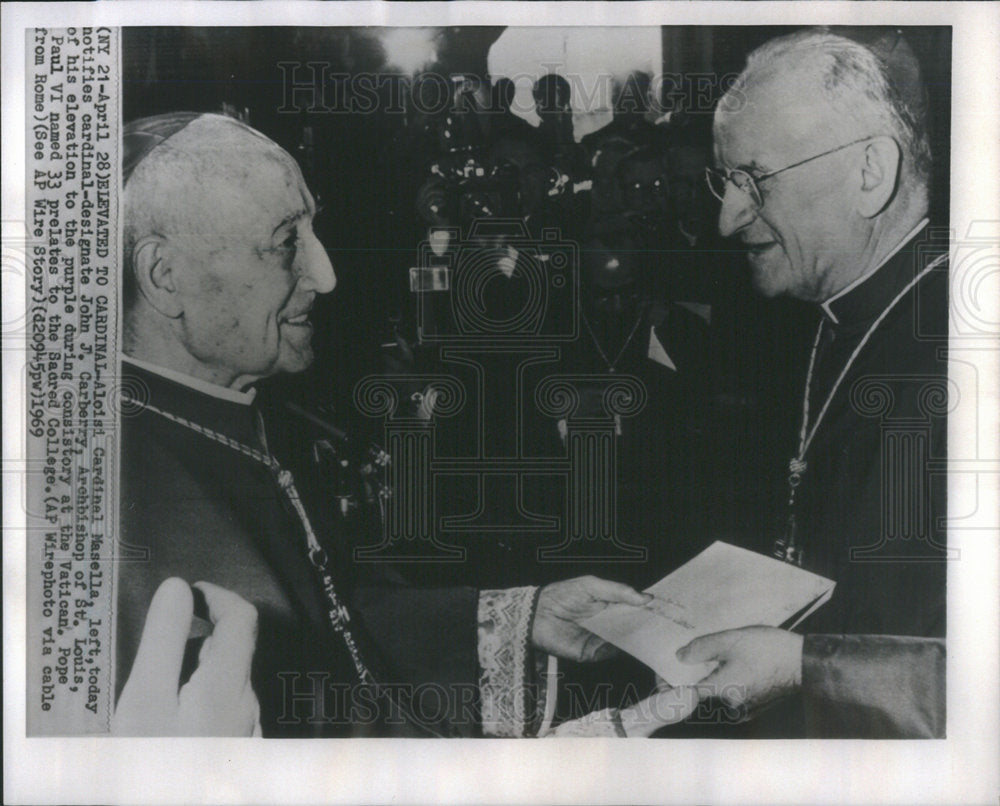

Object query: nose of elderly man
[297,231,337,294]
[717,181,757,239]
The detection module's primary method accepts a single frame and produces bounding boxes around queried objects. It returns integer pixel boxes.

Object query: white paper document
[581,541,836,686]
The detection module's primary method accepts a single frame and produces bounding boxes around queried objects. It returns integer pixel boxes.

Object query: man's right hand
[112,577,261,736]
[677,625,804,712]
[532,575,652,662]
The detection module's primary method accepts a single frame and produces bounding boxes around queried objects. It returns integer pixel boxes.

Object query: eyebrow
[271,209,310,238]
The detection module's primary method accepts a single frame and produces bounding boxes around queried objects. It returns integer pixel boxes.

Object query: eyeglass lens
[705,168,760,207]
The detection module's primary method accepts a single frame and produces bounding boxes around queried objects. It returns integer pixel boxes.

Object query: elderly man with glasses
[669,28,948,738]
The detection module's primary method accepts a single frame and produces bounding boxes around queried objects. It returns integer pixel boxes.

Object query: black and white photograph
[3,2,998,804]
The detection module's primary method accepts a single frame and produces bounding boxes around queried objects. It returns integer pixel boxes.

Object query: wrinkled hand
[112,578,261,736]
[532,575,651,662]
[676,626,803,712]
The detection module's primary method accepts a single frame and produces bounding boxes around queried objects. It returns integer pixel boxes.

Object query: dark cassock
[779,220,949,738]
[115,358,545,738]
[659,221,949,739]
[801,634,945,738]
[780,219,948,640]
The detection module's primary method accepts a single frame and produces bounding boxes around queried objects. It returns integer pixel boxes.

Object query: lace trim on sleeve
[477,586,538,737]
[543,707,626,737]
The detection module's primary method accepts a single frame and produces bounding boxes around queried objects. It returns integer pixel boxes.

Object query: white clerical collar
[121,354,257,405]
[821,218,929,325]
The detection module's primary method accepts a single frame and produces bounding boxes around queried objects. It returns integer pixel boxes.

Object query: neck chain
[121,394,376,685]
[579,300,646,374]
[774,253,947,565]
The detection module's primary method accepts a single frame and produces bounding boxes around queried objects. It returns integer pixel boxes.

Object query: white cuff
[477,586,539,737]
[542,707,626,737]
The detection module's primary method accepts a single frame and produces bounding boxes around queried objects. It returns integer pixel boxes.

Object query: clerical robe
[116,358,540,737]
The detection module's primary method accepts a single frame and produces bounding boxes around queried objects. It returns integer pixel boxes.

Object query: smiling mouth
[281,312,311,326]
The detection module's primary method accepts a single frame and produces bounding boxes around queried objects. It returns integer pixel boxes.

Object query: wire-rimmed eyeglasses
[704,136,878,209]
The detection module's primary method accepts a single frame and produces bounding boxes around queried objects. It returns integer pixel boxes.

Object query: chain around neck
[795,251,947,467]
[578,300,647,373]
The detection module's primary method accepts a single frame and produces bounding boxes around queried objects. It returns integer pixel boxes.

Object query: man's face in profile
[713,70,857,301]
[164,124,336,387]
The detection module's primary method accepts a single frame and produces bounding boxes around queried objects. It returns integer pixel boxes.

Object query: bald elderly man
[117,112,660,738]
[668,28,948,738]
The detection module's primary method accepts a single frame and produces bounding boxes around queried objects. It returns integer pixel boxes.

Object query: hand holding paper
[580,542,834,686]
[533,575,652,663]
[676,626,804,710]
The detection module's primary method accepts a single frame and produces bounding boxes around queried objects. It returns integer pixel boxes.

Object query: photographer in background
[581,71,666,156]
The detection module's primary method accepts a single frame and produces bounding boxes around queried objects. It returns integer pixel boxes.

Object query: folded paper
[581,541,835,686]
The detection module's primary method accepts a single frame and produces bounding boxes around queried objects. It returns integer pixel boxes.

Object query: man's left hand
[532,576,651,662]
[676,625,804,712]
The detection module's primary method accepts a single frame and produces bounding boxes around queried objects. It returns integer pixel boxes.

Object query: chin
[750,268,785,298]
[276,348,315,376]
[748,255,797,299]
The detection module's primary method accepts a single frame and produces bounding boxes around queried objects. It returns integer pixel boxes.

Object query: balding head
[123,113,336,389]
[719,29,930,203]
[123,115,291,289]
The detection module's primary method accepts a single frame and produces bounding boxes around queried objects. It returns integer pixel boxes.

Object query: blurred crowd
[390,71,725,310]
[361,70,779,592]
